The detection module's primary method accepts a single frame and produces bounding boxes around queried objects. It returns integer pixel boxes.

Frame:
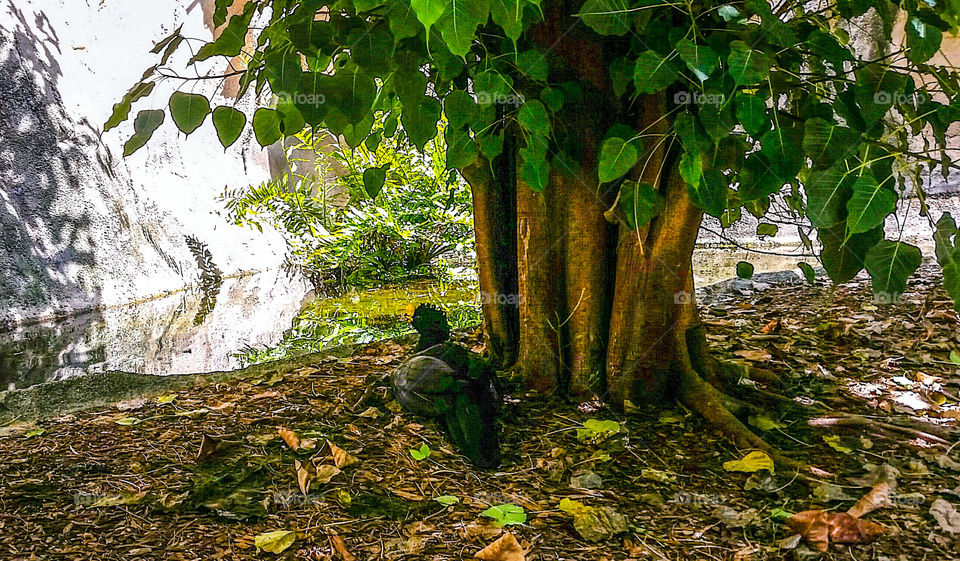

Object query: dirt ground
[1,264,960,560]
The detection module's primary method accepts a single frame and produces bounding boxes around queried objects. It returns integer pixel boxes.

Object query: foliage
[235,279,481,365]
[221,114,474,288]
[110,0,960,310]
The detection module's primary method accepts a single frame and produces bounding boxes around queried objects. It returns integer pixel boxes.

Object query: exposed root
[809,414,951,447]
[716,359,783,388]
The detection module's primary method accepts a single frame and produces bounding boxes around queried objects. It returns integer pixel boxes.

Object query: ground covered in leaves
[2,263,960,560]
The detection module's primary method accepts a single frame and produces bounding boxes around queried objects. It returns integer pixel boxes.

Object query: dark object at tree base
[391,305,502,469]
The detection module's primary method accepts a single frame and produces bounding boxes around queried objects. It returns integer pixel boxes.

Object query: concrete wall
[0,0,288,326]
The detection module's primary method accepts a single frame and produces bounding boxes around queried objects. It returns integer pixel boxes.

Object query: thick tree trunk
[461,149,519,368]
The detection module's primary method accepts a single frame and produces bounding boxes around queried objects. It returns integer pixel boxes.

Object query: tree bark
[461,149,519,369]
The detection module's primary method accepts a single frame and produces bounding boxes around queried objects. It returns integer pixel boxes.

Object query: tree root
[676,361,832,479]
[809,414,951,447]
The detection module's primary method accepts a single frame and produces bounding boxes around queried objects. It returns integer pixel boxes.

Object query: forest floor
[1,264,960,560]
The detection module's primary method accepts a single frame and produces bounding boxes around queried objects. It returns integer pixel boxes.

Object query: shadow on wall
[0,0,186,327]
[0,1,99,325]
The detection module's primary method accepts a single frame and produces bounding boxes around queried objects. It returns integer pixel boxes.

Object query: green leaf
[212,0,232,27]
[676,39,718,81]
[633,50,678,94]
[579,0,632,35]
[618,181,663,229]
[443,90,477,131]
[444,127,478,169]
[389,2,423,40]
[324,67,376,124]
[481,504,526,526]
[727,41,771,86]
[518,100,550,137]
[864,241,922,302]
[362,166,387,198]
[609,57,633,98]
[350,25,395,73]
[434,495,460,506]
[435,0,490,58]
[190,2,255,63]
[211,106,246,148]
[689,168,727,218]
[411,0,446,38]
[757,223,778,237]
[354,0,388,11]
[797,262,816,284]
[805,166,852,228]
[819,222,882,284]
[516,49,548,81]
[934,213,960,312]
[478,133,504,159]
[114,417,142,426]
[598,137,639,183]
[410,443,431,461]
[678,151,702,189]
[759,127,802,180]
[520,153,549,191]
[252,108,282,147]
[104,81,155,132]
[123,110,165,157]
[736,261,754,279]
[846,173,896,235]
[168,92,210,135]
[803,118,860,167]
[401,96,441,149]
[906,16,942,64]
[490,0,530,47]
[734,93,767,137]
[717,4,744,22]
[950,350,960,365]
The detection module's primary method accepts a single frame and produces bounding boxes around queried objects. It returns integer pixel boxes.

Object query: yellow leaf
[823,435,853,454]
[723,451,774,473]
[254,530,295,553]
[156,393,177,405]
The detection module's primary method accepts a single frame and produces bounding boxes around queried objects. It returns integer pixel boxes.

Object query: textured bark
[461,151,519,368]
[516,178,561,392]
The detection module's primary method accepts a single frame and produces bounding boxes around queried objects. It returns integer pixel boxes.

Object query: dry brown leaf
[197,434,222,462]
[278,426,302,451]
[848,482,891,518]
[251,390,279,400]
[295,459,316,494]
[760,318,782,334]
[734,349,772,362]
[326,440,360,469]
[328,531,355,561]
[315,463,341,484]
[392,488,424,501]
[474,532,525,561]
[785,510,885,552]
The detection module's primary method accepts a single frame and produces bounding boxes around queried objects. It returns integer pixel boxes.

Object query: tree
[107,0,960,472]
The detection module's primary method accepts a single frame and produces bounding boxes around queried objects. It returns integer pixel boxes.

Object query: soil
[1,264,959,560]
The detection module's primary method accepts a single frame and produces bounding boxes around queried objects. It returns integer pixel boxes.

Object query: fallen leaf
[326,440,360,469]
[557,498,628,541]
[714,505,758,527]
[254,530,295,554]
[89,491,147,507]
[570,470,603,489]
[813,482,856,502]
[315,463,341,484]
[930,498,960,533]
[785,510,885,552]
[848,482,891,518]
[474,531,525,561]
[723,451,774,473]
[328,531,356,561]
[734,349,772,362]
[278,427,302,451]
[295,459,315,494]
